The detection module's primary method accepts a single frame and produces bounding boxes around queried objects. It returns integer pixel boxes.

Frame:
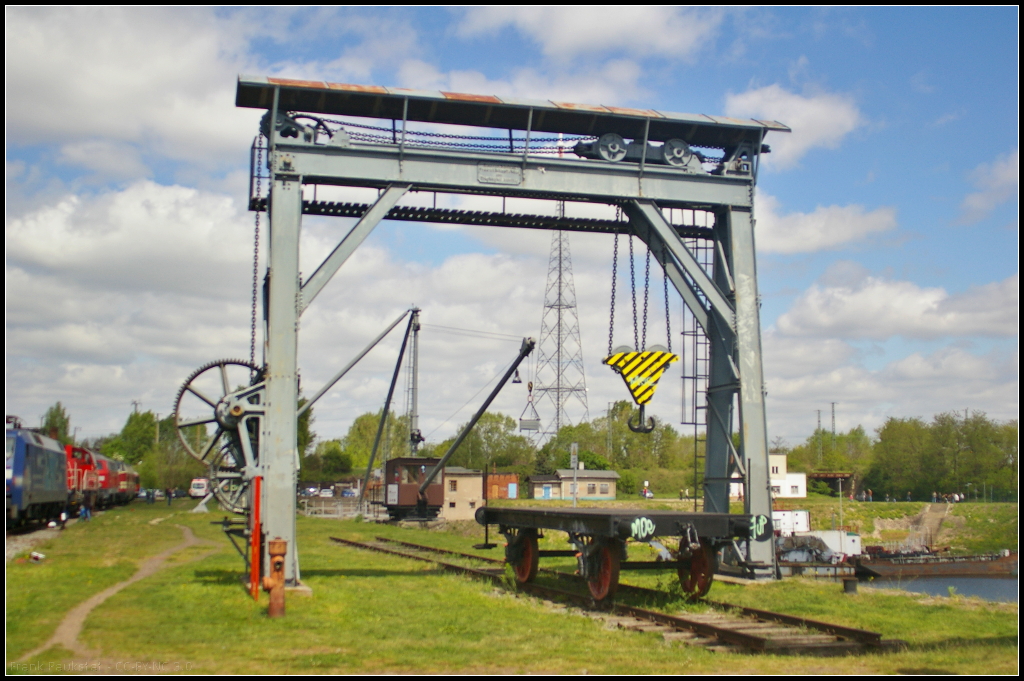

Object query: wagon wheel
[587,540,621,602]
[506,529,539,584]
[678,538,717,600]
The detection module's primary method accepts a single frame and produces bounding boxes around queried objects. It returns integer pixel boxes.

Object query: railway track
[330,535,905,656]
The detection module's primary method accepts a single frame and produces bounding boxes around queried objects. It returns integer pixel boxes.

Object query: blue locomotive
[6,428,68,527]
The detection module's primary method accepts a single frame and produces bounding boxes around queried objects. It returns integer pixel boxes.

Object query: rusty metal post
[263,537,287,617]
[249,476,262,601]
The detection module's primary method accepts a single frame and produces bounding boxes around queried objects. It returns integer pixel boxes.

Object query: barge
[854,550,1017,578]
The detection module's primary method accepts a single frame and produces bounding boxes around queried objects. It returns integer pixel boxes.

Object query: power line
[423,356,517,441]
[421,324,523,342]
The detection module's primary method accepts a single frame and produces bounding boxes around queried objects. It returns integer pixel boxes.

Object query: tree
[41,402,72,445]
[554,448,609,470]
[297,396,316,458]
[434,412,536,470]
[864,417,929,499]
[337,410,412,475]
[320,440,353,478]
[103,410,158,464]
[137,415,207,489]
[787,426,873,476]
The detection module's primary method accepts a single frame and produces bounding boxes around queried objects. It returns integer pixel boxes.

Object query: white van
[190,478,209,498]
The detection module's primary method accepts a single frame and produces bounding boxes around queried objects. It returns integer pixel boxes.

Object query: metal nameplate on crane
[477,164,523,185]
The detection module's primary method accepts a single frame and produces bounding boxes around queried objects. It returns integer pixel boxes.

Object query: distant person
[166,488,173,506]
[867,489,873,502]
[81,491,93,521]
[906,491,912,502]
[931,491,937,503]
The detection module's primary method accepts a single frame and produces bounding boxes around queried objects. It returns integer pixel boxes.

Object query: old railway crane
[173,75,788,606]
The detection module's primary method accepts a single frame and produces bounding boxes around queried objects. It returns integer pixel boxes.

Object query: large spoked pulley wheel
[174,359,260,463]
[506,529,540,584]
[207,441,251,515]
[678,538,717,600]
[586,539,621,602]
[174,359,263,514]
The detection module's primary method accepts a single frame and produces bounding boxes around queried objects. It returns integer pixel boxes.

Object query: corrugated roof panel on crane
[604,106,663,118]
[237,75,790,148]
[441,91,503,104]
[551,100,611,114]
[327,82,388,94]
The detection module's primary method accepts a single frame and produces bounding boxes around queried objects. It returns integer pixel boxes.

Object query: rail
[329,535,904,655]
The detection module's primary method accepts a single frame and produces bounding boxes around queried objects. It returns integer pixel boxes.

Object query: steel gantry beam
[237,76,788,583]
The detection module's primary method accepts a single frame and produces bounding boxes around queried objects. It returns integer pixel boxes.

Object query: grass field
[6,500,1018,675]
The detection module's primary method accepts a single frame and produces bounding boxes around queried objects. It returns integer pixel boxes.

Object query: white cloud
[725,84,863,169]
[959,148,1019,224]
[396,59,646,107]
[4,8,423,172]
[59,140,150,180]
[5,7,260,165]
[6,181,253,298]
[762,331,857,379]
[755,192,896,253]
[764,343,1018,443]
[457,7,725,60]
[776,268,1018,340]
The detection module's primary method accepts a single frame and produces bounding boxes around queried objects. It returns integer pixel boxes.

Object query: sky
[5,7,1018,452]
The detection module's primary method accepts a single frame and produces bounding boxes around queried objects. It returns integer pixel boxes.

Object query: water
[867,576,1018,602]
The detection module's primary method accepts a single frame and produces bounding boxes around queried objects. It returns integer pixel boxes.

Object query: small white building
[731,453,806,499]
[529,470,620,500]
[441,467,482,521]
[770,453,806,498]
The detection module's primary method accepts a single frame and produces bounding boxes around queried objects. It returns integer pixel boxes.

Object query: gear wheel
[174,359,259,463]
[174,359,263,515]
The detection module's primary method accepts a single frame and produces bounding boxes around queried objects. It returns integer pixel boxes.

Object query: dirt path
[921,501,950,544]
[17,524,218,662]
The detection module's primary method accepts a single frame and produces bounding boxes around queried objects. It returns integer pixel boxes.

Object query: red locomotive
[64,444,139,509]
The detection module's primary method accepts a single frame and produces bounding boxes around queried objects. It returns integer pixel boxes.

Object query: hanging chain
[641,247,650,349]
[630,235,638,351]
[663,243,672,353]
[250,133,263,379]
[608,231,618,356]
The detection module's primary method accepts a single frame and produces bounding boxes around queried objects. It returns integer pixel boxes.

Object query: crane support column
[726,207,773,573]
[629,200,774,578]
[264,173,302,584]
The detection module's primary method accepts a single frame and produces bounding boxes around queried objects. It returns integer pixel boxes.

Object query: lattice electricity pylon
[533,229,590,439]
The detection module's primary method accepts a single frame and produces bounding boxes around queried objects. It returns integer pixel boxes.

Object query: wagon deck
[476,506,767,602]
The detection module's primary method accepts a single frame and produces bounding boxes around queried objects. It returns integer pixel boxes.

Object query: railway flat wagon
[476,506,770,601]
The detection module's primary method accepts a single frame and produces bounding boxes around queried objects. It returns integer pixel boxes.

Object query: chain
[642,247,650,349]
[608,231,618,356]
[250,133,263,378]
[630,235,638,351]
[663,243,672,353]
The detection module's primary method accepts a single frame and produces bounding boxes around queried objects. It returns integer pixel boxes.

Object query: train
[6,428,139,527]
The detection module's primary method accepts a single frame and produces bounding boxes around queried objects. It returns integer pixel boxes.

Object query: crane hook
[628,404,656,434]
